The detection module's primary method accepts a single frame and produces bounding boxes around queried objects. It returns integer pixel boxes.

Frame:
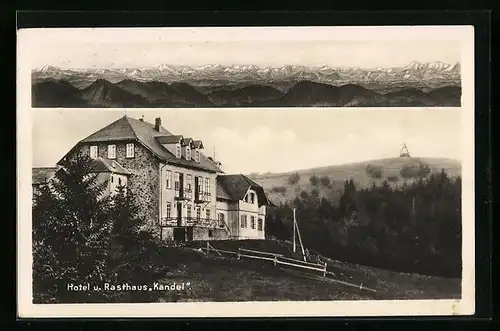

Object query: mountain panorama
[32,61,461,108]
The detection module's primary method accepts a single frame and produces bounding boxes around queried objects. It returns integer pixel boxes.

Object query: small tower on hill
[399,143,411,158]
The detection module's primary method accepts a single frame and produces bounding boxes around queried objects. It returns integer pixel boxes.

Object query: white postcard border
[17,26,475,318]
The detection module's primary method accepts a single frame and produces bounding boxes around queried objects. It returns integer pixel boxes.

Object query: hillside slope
[250,157,461,205]
[153,239,460,302]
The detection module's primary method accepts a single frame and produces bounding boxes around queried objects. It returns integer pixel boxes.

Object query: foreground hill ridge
[157,239,461,301]
[32,77,462,107]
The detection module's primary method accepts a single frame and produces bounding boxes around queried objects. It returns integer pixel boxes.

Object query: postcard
[17,26,475,318]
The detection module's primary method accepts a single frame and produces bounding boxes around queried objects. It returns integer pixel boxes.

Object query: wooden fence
[205,244,326,280]
[202,242,377,293]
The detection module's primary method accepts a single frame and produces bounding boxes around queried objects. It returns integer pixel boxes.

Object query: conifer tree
[32,152,114,303]
[107,184,167,302]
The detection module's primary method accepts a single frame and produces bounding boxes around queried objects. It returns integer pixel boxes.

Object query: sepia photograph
[17,26,475,318]
[30,31,462,108]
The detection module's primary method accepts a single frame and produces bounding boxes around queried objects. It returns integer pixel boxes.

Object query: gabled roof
[59,116,223,173]
[192,140,204,149]
[32,167,58,185]
[88,157,132,176]
[182,137,193,147]
[216,174,271,206]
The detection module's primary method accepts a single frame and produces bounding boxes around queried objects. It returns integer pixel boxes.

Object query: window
[195,150,200,163]
[250,193,255,204]
[174,172,180,191]
[204,178,210,196]
[186,204,192,219]
[251,216,256,229]
[186,174,192,192]
[166,202,172,219]
[126,143,134,158]
[196,206,201,221]
[90,145,98,159]
[118,177,122,186]
[258,218,263,231]
[218,213,225,228]
[108,145,116,159]
[240,214,247,228]
[206,208,211,220]
[166,170,172,189]
[175,144,181,158]
[186,146,191,161]
[197,176,203,193]
[208,229,213,237]
[111,175,114,183]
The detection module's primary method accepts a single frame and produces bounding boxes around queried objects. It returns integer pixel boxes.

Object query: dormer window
[194,150,200,163]
[108,145,116,159]
[175,144,181,158]
[186,146,191,161]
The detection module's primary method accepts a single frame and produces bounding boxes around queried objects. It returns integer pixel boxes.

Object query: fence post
[237,248,241,260]
[206,241,209,255]
[274,255,277,266]
[323,262,327,277]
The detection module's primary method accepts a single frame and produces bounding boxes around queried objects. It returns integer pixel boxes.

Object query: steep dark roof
[216,174,270,206]
[216,181,232,200]
[88,157,132,175]
[32,167,58,185]
[193,140,204,149]
[182,137,193,146]
[156,135,183,144]
[60,116,223,173]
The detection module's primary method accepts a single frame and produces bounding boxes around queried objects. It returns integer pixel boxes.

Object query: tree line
[266,169,462,278]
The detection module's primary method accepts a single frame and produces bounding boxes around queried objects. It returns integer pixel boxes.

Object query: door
[173,227,186,242]
[177,202,182,226]
[186,227,194,241]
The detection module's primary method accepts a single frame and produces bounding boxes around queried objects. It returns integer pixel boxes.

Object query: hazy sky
[23,27,464,69]
[30,41,461,70]
[32,109,462,174]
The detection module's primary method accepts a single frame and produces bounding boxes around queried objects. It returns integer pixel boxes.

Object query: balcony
[194,191,211,203]
[174,188,192,201]
[160,217,224,229]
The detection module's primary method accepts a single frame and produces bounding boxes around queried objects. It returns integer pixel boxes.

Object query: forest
[266,169,462,278]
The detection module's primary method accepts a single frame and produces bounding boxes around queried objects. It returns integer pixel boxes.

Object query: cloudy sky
[23,27,463,69]
[32,109,462,174]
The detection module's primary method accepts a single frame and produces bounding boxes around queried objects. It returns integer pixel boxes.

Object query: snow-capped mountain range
[33,61,461,87]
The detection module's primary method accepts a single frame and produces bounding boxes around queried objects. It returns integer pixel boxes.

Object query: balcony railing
[194,191,211,203]
[174,188,193,200]
[160,217,225,229]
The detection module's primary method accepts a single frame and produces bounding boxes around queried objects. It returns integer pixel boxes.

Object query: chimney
[154,117,161,131]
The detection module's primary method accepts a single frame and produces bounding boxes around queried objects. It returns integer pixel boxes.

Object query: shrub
[320,176,332,187]
[366,164,383,179]
[309,174,319,186]
[400,162,431,179]
[288,173,300,185]
[270,186,287,194]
